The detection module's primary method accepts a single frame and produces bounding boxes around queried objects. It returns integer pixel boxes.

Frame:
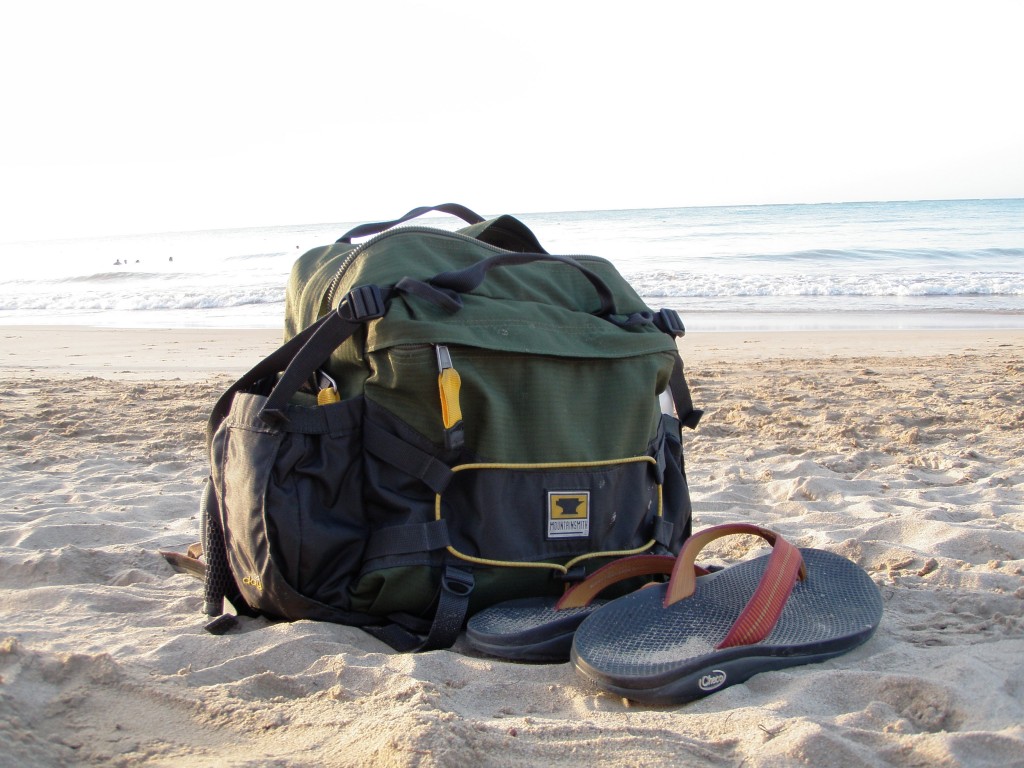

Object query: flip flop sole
[571,549,883,705]
[466,597,605,662]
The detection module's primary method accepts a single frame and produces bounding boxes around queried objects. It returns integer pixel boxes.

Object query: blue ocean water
[1,199,1022,331]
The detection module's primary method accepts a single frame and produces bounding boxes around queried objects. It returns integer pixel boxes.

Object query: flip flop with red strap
[570,523,883,705]
[466,554,697,662]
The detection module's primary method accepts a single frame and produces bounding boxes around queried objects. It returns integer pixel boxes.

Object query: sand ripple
[2,344,1023,766]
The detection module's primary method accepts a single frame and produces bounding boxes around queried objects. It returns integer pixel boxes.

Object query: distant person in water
[114,259,122,265]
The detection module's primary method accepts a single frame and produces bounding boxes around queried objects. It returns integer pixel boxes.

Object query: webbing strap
[670,354,703,430]
[394,276,462,313]
[417,566,474,651]
[208,289,386,444]
[205,309,335,447]
[363,520,451,561]
[259,307,371,425]
[363,420,454,494]
[364,565,474,652]
[362,622,428,653]
[259,402,355,436]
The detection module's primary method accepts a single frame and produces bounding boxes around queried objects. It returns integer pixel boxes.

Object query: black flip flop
[571,523,883,705]
[466,554,678,662]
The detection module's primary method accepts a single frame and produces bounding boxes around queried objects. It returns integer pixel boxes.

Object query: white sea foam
[1,199,1021,330]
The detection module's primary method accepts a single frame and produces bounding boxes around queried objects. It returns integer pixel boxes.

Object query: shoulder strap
[207,286,387,445]
[653,308,702,429]
[670,354,703,430]
[257,286,387,425]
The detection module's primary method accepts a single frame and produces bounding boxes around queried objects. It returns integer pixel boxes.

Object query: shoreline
[3,305,1024,336]
[2,324,1022,380]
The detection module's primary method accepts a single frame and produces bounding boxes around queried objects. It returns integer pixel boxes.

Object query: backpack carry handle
[427,252,620,318]
[337,204,485,244]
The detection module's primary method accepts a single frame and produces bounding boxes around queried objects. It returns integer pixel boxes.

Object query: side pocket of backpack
[212,392,374,625]
[264,399,369,611]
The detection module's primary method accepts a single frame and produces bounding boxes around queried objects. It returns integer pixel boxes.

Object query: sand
[1,325,1022,767]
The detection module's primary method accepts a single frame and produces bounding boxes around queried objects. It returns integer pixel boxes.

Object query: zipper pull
[436,345,465,451]
[317,370,341,405]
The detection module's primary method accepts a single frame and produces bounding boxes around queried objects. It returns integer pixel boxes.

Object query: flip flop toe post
[570,524,883,705]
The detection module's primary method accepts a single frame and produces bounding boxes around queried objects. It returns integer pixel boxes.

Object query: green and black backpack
[189,204,701,650]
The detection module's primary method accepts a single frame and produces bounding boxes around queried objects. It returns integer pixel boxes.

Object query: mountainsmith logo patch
[547,492,590,539]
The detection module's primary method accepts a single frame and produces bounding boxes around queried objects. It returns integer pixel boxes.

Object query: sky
[1,0,1021,241]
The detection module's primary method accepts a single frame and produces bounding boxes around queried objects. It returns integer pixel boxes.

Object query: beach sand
[1,325,1022,767]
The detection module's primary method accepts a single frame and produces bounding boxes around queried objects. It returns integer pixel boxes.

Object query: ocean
[1,198,1022,332]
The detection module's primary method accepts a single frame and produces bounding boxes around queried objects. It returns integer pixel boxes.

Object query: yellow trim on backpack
[445,456,657,473]
[434,457,663,574]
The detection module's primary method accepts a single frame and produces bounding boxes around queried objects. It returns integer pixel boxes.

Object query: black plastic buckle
[340,284,386,321]
[655,308,686,338]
